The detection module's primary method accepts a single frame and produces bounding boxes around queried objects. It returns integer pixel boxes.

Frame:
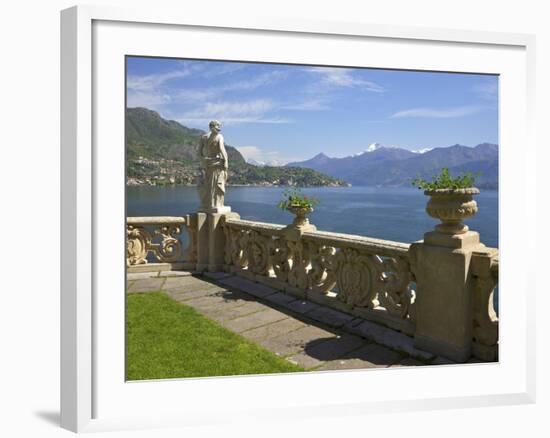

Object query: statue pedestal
[194,208,238,272]
[198,206,231,214]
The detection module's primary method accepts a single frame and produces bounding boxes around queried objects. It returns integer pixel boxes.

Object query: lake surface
[127,186,499,248]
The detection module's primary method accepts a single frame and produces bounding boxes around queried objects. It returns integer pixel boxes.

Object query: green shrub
[278,187,319,210]
[411,167,479,190]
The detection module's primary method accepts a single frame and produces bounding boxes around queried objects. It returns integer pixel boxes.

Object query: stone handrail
[223,217,416,335]
[126,215,197,267]
[471,248,499,361]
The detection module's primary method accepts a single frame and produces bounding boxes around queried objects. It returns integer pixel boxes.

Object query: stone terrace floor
[127,270,476,371]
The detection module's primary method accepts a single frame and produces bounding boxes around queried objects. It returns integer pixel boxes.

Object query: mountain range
[287,142,498,188]
[126,107,497,189]
[126,107,346,187]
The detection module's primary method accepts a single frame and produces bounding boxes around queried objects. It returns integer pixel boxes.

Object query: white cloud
[198,62,247,78]
[221,71,287,92]
[236,145,293,166]
[281,99,330,111]
[306,67,385,93]
[126,91,172,109]
[176,99,293,126]
[390,106,484,119]
[472,80,498,100]
[127,64,201,91]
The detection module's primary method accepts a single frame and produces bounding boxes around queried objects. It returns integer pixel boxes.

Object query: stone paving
[126,270,463,371]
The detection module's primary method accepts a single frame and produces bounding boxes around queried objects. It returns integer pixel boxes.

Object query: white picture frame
[60,5,536,433]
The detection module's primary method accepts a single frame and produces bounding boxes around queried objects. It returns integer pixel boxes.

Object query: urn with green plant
[412,168,480,235]
[278,188,319,229]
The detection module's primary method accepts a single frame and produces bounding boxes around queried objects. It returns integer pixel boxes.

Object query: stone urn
[288,205,314,228]
[424,188,479,235]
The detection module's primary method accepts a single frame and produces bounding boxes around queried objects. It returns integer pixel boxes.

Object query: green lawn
[126,292,304,380]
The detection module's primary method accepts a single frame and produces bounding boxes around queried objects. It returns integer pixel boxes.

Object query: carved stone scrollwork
[307,242,337,294]
[224,227,248,268]
[335,248,377,307]
[287,240,310,289]
[223,225,234,266]
[150,224,182,263]
[271,239,292,282]
[246,231,270,275]
[126,225,151,267]
[376,256,415,319]
[127,219,188,266]
[473,259,499,347]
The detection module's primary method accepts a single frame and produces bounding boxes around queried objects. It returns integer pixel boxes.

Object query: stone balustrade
[223,218,416,336]
[126,215,197,271]
[126,210,499,362]
[471,249,499,361]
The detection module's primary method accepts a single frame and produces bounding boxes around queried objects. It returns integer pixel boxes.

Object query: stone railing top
[127,216,188,225]
[471,247,499,277]
[224,217,410,257]
[302,229,410,257]
[224,217,285,234]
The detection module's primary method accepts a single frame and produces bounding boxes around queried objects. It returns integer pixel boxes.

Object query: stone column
[194,212,209,272]
[409,230,486,362]
[194,211,239,272]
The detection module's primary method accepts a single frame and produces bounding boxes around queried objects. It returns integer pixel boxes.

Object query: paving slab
[240,317,307,342]
[162,276,226,294]
[218,276,278,299]
[159,270,193,277]
[127,277,165,293]
[205,301,267,322]
[344,319,434,361]
[258,325,337,357]
[305,306,355,328]
[431,356,456,365]
[202,271,234,280]
[392,357,427,367]
[284,299,320,315]
[221,308,289,333]
[182,294,249,314]
[318,343,403,370]
[127,271,159,280]
[165,287,221,302]
[262,292,299,308]
[287,334,366,369]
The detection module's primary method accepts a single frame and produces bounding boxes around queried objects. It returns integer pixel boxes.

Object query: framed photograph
[61,5,536,433]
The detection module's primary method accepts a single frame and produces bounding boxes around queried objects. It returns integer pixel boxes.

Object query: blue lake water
[127,186,499,248]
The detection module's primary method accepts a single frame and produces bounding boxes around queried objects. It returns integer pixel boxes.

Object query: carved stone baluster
[126,225,151,266]
[307,241,337,294]
[149,223,183,262]
[223,224,234,266]
[376,256,414,319]
[227,228,249,269]
[246,231,270,275]
[473,254,499,348]
[271,238,292,283]
[335,248,378,307]
[287,240,310,289]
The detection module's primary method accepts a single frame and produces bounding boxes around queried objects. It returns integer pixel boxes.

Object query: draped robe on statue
[198,132,228,210]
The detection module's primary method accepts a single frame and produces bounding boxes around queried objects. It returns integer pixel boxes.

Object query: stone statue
[197,120,230,213]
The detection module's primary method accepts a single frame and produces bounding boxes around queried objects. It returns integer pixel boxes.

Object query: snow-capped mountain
[286,143,498,188]
[247,158,286,167]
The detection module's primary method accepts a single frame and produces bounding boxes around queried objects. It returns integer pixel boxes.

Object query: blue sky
[126,56,498,164]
